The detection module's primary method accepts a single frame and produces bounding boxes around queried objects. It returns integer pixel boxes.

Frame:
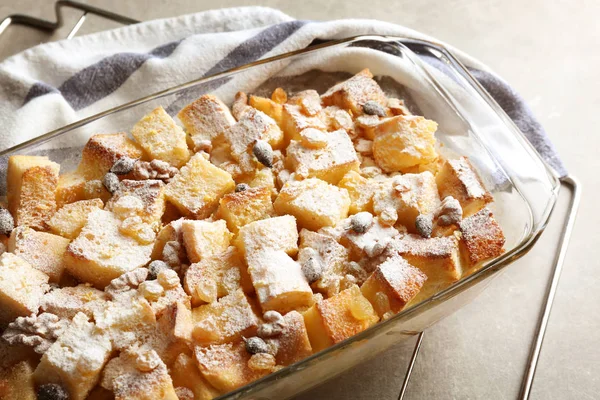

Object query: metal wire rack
[0,3,582,399]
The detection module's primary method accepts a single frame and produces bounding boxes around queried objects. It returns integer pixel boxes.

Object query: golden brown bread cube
[55,171,87,207]
[281,103,327,143]
[243,168,277,197]
[218,187,274,233]
[249,95,283,126]
[131,107,190,168]
[178,94,236,151]
[269,310,313,366]
[171,353,221,400]
[142,301,193,366]
[106,179,166,225]
[288,89,322,116]
[191,289,259,345]
[459,208,505,270]
[222,107,284,173]
[302,285,378,352]
[372,115,438,173]
[247,249,314,314]
[100,348,178,400]
[7,155,60,230]
[34,312,113,400]
[234,215,299,258]
[181,219,232,264]
[0,253,49,328]
[321,68,387,116]
[8,226,70,283]
[151,218,184,260]
[48,199,104,239]
[286,129,360,184]
[372,172,440,232]
[0,360,37,400]
[274,178,351,231]
[40,284,109,319]
[164,153,235,219]
[65,209,153,288]
[184,246,253,306]
[194,341,268,393]
[337,170,383,214]
[77,132,145,179]
[360,255,427,317]
[298,229,348,297]
[436,157,493,217]
[389,233,463,302]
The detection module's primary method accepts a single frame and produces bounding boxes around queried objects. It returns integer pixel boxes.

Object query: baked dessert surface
[0,69,505,399]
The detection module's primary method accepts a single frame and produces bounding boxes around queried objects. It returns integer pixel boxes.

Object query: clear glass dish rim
[0,35,561,399]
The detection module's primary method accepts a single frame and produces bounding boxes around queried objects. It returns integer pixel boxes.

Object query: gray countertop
[0,1,597,399]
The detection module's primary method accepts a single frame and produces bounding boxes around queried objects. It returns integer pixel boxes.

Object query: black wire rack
[0,3,582,399]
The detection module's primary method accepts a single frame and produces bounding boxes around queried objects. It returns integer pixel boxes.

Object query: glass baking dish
[0,36,559,399]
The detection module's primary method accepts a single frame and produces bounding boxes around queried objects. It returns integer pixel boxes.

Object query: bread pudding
[0,68,505,399]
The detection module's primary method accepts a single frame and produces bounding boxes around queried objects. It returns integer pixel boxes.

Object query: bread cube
[321,69,387,115]
[184,246,253,306]
[34,313,112,400]
[106,179,166,224]
[274,178,350,231]
[244,168,276,196]
[194,341,267,393]
[372,115,438,172]
[147,277,190,319]
[171,353,221,400]
[41,284,109,319]
[131,107,190,168]
[249,95,283,125]
[0,253,49,328]
[390,233,463,301]
[0,360,37,400]
[165,153,235,219]
[48,199,104,239]
[360,255,427,317]
[178,94,236,150]
[83,179,112,203]
[77,132,145,180]
[151,218,184,260]
[459,208,505,270]
[288,89,322,116]
[191,289,259,345]
[218,187,274,233]
[100,348,177,400]
[7,155,60,230]
[181,219,232,264]
[341,217,399,261]
[222,108,284,173]
[338,170,384,214]
[372,172,440,231]
[93,293,156,353]
[270,310,313,366]
[8,226,70,283]
[436,157,493,217]
[298,229,348,297]
[65,209,153,288]
[247,249,313,314]
[320,106,354,133]
[145,302,193,365]
[281,103,327,143]
[56,171,87,207]
[303,285,378,352]
[234,215,299,258]
[286,129,360,184]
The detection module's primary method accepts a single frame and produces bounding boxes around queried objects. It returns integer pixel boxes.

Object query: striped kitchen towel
[0,6,566,176]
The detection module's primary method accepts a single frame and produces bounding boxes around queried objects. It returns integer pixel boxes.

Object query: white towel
[0,6,566,176]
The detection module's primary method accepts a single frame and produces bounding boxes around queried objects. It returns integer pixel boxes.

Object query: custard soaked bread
[0,68,505,399]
